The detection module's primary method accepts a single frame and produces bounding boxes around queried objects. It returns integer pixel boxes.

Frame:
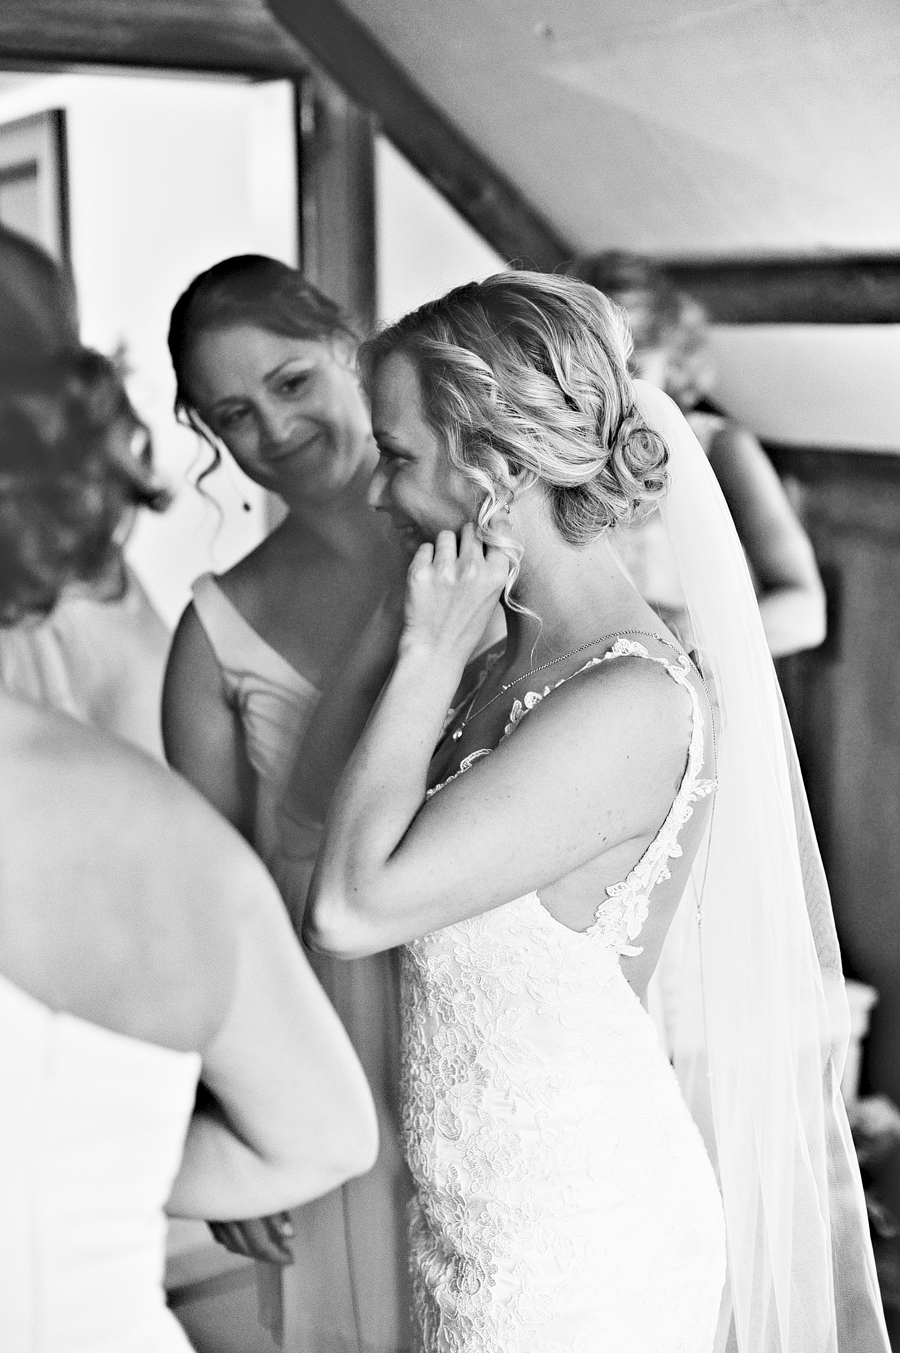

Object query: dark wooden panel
[769,445,900,482]
[664,256,900,325]
[269,0,570,270]
[296,74,376,331]
[772,446,900,1241]
[0,0,310,76]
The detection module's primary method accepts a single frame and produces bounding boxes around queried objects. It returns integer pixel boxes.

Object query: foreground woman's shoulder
[48,705,261,868]
[1,699,275,1050]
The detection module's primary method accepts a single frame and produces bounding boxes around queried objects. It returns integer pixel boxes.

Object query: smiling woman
[305,271,889,1353]
[368,350,483,555]
[160,254,415,1353]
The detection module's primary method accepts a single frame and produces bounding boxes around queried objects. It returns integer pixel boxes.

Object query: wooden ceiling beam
[662,255,900,325]
[3,0,896,325]
[267,0,570,271]
[0,0,310,78]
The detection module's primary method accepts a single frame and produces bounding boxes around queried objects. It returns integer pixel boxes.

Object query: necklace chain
[451,629,679,742]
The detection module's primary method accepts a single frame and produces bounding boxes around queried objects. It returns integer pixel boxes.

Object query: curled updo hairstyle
[0,226,166,627]
[569,251,714,411]
[168,255,359,480]
[360,271,669,589]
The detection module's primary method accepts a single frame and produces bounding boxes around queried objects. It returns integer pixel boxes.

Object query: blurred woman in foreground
[0,230,377,1352]
[0,224,172,758]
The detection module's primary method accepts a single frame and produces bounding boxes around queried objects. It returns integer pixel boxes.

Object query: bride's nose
[367,464,390,510]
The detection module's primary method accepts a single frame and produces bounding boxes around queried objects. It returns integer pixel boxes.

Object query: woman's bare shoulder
[0,696,272,1050]
[218,520,312,608]
[502,645,698,784]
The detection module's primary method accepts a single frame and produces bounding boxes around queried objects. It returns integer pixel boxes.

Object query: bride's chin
[393,524,424,554]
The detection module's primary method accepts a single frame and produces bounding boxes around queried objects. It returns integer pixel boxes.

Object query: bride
[304,272,888,1352]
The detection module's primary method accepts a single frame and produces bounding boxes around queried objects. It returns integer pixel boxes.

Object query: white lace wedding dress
[401,640,727,1353]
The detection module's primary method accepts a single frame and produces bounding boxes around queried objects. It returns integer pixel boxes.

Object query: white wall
[375,136,505,322]
[708,325,900,451]
[0,72,298,626]
[0,87,506,621]
[373,138,900,454]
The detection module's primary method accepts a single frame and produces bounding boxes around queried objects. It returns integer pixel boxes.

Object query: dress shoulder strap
[191,573,309,697]
[191,573,258,673]
[585,638,716,955]
[501,630,700,737]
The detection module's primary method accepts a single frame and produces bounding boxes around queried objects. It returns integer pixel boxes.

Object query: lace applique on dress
[403,637,726,1352]
[586,640,716,956]
[426,748,492,800]
[429,638,715,958]
[499,639,715,958]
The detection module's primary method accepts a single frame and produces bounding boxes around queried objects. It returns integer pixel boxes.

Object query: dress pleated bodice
[0,974,201,1352]
[191,572,320,874]
[402,640,727,1353]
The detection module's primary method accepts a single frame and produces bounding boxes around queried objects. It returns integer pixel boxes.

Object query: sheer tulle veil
[633,381,889,1352]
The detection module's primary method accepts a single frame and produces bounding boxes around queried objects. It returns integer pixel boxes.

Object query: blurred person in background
[162,255,413,1353]
[570,251,826,658]
[0,228,378,1353]
[0,224,171,759]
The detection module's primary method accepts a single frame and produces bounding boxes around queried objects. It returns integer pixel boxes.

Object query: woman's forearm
[758,582,826,657]
[168,1098,374,1221]
[305,641,463,953]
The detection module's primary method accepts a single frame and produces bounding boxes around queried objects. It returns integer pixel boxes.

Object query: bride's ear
[504,461,533,503]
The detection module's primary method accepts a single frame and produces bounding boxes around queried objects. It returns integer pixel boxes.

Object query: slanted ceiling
[326,0,900,260]
[1,0,897,263]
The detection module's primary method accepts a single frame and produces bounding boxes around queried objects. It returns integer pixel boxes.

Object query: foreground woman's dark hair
[0,226,166,626]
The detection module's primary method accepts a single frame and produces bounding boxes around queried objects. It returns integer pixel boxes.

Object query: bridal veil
[634,380,889,1352]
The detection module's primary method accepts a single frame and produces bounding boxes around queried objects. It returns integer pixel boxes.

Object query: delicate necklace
[450,635,616,742]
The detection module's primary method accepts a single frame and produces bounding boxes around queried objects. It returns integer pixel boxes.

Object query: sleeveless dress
[0,564,170,760]
[191,575,413,1353]
[0,972,200,1351]
[401,640,727,1353]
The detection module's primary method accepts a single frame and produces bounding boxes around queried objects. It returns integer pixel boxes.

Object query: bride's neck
[502,529,642,668]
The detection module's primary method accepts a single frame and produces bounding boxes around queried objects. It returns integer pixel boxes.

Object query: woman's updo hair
[0,226,166,627]
[569,251,715,411]
[360,271,669,575]
[168,255,359,471]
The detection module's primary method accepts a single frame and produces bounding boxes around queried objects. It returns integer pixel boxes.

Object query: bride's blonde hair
[360,271,669,592]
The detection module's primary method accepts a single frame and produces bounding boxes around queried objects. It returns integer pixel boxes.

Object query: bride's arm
[281,583,506,831]
[276,574,506,932]
[307,526,689,958]
[281,588,405,831]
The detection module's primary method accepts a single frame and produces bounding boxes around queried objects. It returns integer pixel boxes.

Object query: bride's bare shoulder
[0,695,272,1050]
[530,644,697,742]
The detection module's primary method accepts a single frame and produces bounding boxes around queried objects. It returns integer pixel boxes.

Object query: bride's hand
[401,524,509,664]
[208,1211,295,1266]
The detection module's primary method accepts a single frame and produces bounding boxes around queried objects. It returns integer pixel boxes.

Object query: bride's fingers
[457,521,479,562]
[209,1221,253,1257]
[409,541,434,571]
[432,529,459,571]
